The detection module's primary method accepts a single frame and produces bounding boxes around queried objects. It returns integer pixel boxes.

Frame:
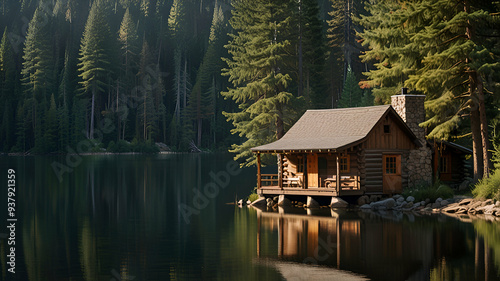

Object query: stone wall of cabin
[391,94,432,188]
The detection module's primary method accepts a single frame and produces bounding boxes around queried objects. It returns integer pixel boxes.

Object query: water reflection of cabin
[251,105,421,197]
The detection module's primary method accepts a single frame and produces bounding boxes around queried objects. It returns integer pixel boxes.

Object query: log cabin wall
[364,113,415,150]
[364,150,383,193]
[357,147,366,190]
[361,112,416,193]
[363,149,411,194]
[283,155,296,177]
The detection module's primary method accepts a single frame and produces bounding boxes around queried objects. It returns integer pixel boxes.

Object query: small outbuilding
[251,91,471,198]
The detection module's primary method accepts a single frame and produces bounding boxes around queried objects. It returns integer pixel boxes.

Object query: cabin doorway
[307,153,318,187]
[383,155,402,194]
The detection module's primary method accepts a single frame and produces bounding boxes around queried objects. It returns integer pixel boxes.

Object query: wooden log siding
[357,147,366,191]
[365,149,412,193]
[364,150,383,193]
[283,155,298,176]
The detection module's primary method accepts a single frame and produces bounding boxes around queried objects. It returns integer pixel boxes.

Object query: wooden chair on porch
[284,175,303,188]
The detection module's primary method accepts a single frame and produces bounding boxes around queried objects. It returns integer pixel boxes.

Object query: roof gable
[252,105,419,153]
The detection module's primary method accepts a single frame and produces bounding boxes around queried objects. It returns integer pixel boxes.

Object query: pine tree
[186,1,226,148]
[44,94,58,152]
[13,103,27,152]
[117,8,139,141]
[78,0,113,140]
[168,0,187,44]
[359,0,500,181]
[301,0,328,108]
[222,0,305,166]
[337,65,362,108]
[327,0,364,104]
[407,0,499,180]
[21,6,53,151]
[72,98,86,146]
[58,100,70,151]
[137,39,159,141]
[356,1,415,104]
[186,62,213,147]
[0,27,16,151]
[118,8,139,88]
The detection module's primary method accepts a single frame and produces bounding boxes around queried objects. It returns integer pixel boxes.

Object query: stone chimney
[391,89,426,141]
[391,89,432,187]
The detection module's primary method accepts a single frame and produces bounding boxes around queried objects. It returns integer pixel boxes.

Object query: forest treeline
[0,0,499,181]
[0,0,367,155]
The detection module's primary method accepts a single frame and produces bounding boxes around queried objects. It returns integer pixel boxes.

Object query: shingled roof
[251,105,418,153]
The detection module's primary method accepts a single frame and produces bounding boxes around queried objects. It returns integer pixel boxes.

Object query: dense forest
[0,0,499,180]
[0,0,367,155]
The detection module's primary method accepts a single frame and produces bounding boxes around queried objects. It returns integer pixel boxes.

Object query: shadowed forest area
[0,0,499,184]
[0,0,369,154]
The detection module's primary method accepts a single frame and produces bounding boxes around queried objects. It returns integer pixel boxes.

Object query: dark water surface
[0,153,500,281]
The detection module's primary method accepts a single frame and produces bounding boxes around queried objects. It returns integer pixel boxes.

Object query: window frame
[339,154,350,173]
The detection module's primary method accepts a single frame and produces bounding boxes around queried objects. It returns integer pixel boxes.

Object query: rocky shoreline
[244,194,500,219]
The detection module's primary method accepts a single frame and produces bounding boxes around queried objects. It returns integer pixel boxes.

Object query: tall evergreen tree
[118,8,139,88]
[21,6,53,150]
[222,0,304,166]
[327,0,364,104]
[356,1,417,104]
[358,0,500,181]
[117,8,139,140]
[168,0,187,44]
[301,0,328,108]
[337,65,362,108]
[0,27,16,151]
[78,0,113,140]
[137,39,160,141]
[44,93,58,152]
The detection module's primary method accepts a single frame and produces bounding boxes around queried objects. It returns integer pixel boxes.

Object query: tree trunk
[197,118,202,148]
[117,79,121,141]
[276,115,284,140]
[298,0,303,97]
[183,58,187,109]
[90,89,95,139]
[471,107,484,182]
[143,90,147,141]
[477,77,491,178]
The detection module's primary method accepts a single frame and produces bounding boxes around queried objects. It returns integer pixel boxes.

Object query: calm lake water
[1,153,500,281]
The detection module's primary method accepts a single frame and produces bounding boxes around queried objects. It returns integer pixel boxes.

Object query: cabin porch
[256,150,364,197]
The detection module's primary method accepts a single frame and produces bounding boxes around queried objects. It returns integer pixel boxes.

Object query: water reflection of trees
[254,208,500,281]
[13,154,261,280]
[17,155,195,279]
[474,220,500,280]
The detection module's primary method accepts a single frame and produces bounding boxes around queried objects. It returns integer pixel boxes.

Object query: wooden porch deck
[258,174,364,197]
[257,186,364,197]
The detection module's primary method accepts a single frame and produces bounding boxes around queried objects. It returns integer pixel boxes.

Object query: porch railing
[261,174,279,187]
[258,174,360,190]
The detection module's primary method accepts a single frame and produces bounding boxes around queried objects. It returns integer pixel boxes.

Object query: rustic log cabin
[251,91,471,199]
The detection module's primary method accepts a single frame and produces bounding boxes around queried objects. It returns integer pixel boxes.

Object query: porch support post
[257,153,261,189]
[336,153,340,195]
[278,153,283,189]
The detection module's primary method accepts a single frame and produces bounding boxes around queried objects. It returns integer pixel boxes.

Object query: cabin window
[339,155,350,173]
[384,125,390,134]
[440,154,451,174]
[385,156,397,174]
